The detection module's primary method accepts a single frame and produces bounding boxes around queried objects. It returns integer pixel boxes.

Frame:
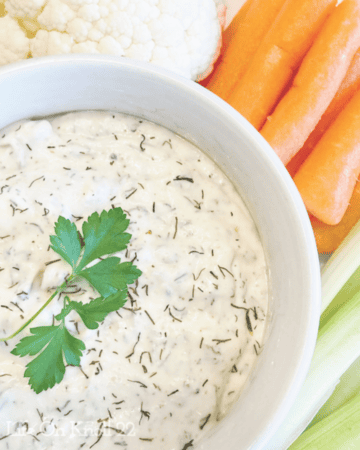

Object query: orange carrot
[199,0,254,88]
[311,180,360,253]
[227,0,337,130]
[294,86,360,225]
[261,0,360,166]
[204,0,286,98]
[286,47,360,177]
[222,0,253,51]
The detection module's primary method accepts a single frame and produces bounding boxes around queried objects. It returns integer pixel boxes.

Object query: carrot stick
[199,0,253,87]
[311,180,360,253]
[222,0,253,51]
[227,0,337,130]
[294,87,360,225]
[260,0,360,165]
[204,0,286,98]
[286,47,360,177]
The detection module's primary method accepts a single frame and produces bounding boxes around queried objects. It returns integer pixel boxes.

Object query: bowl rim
[0,54,321,449]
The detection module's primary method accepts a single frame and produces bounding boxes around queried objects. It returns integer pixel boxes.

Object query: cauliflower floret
[38,0,76,32]
[117,34,131,49]
[66,17,92,42]
[88,25,104,41]
[5,0,47,18]
[96,35,124,55]
[185,2,221,78]
[2,0,223,80]
[124,1,135,16]
[61,0,99,10]
[102,10,133,38]
[114,0,130,8]
[30,29,73,56]
[152,41,191,78]
[152,44,168,61]
[72,40,98,52]
[131,0,160,23]
[132,20,152,44]
[0,15,30,65]
[78,4,101,22]
[126,40,154,61]
[148,13,184,47]
[98,3,109,18]
[157,0,199,29]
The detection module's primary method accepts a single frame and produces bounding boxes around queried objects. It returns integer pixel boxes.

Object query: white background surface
[224,0,247,27]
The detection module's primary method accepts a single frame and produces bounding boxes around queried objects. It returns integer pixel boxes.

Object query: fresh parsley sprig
[1,207,141,394]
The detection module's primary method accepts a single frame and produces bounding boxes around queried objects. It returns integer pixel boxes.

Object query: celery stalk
[320,264,360,329]
[288,392,360,449]
[264,289,360,450]
[308,355,360,428]
[321,218,360,315]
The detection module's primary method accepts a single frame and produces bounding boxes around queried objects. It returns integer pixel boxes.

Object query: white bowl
[0,55,321,449]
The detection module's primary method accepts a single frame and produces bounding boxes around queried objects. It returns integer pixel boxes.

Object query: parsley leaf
[55,291,128,330]
[50,216,82,269]
[11,325,85,394]
[76,208,131,271]
[7,207,142,394]
[79,257,141,298]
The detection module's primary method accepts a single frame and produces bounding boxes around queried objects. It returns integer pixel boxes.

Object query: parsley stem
[0,275,76,342]
[62,296,70,324]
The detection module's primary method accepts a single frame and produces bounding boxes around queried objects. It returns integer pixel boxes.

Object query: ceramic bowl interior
[0,55,321,450]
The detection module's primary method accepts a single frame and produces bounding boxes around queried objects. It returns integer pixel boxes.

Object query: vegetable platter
[1,0,360,448]
[202,0,360,449]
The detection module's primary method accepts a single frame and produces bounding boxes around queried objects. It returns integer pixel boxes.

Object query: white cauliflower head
[1,0,224,80]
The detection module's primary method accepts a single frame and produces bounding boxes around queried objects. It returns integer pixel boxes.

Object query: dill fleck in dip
[0,111,269,450]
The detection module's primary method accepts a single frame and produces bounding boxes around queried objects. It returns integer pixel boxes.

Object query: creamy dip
[0,111,269,450]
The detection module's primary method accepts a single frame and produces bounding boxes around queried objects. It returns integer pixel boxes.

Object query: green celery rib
[264,289,360,450]
[320,264,360,329]
[321,218,360,317]
[288,392,360,449]
[308,355,360,429]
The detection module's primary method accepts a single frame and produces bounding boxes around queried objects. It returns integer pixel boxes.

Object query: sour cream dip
[0,111,269,450]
